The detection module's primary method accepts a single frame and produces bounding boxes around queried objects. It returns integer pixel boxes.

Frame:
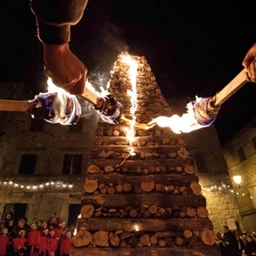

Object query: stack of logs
[70,55,221,256]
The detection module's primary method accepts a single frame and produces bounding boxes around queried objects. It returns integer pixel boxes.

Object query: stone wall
[222,121,256,233]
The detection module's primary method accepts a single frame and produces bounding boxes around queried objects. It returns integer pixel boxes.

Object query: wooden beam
[77,218,213,232]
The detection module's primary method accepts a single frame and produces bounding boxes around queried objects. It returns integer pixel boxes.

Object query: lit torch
[148,69,247,133]
[0,78,123,125]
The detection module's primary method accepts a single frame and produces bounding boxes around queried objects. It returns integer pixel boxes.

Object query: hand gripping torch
[0,81,123,125]
[192,69,247,127]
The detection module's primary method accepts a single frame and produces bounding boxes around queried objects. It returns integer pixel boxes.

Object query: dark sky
[1,0,256,144]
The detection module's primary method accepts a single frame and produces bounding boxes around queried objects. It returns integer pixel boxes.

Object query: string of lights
[0,180,74,190]
[201,183,234,194]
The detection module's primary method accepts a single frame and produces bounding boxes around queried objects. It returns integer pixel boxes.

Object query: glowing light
[233,175,242,185]
[121,54,138,156]
[148,96,213,133]
[0,179,74,191]
[134,225,139,231]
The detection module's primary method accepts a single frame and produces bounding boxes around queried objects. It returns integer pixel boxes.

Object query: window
[29,119,44,132]
[193,152,207,173]
[2,203,27,220]
[18,154,37,174]
[68,204,81,227]
[237,148,246,162]
[62,154,82,175]
[68,120,83,132]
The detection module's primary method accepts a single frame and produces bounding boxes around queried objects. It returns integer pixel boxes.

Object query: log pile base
[70,246,221,256]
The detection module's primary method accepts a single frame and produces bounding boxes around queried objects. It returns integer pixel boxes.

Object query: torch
[148,69,248,133]
[0,79,123,125]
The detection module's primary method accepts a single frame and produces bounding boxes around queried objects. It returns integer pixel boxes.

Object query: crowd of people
[0,209,74,256]
[216,226,256,256]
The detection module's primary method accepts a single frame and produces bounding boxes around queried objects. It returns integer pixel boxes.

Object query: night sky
[1,0,256,144]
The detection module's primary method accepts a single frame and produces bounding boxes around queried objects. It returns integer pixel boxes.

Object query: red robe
[39,235,47,253]
[47,236,58,253]
[53,228,61,240]
[0,235,9,256]
[60,237,73,255]
[27,230,41,247]
[13,237,27,252]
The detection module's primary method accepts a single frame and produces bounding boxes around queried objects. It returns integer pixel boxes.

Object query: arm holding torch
[194,69,247,126]
[0,0,121,125]
[194,41,256,127]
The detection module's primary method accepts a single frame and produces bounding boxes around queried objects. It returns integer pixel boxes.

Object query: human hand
[43,43,87,94]
[242,43,256,82]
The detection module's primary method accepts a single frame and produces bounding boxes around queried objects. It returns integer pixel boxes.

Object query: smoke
[76,95,95,119]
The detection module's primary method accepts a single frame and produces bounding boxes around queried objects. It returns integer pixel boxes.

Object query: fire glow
[121,54,138,156]
[148,96,215,134]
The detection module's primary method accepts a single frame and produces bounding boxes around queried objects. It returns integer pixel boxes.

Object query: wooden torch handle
[214,69,247,106]
[0,100,33,112]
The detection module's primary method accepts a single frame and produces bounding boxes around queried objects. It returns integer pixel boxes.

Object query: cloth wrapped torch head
[29,92,122,125]
[193,96,221,127]
[94,94,123,124]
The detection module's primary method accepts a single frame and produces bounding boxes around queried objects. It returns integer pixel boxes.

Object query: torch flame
[148,96,213,133]
[40,78,82,125]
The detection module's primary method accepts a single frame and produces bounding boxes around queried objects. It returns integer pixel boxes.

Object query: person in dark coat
[243,235,256,256]
[222,226,239,256]
[10,219,29,239]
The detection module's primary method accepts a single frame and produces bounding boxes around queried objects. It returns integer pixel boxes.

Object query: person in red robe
[47,230,58,256]
[0,228,10,256]
[60,231,73,256]
[27,223,41,256]
[13,230,27,256]
[39,229,49,256]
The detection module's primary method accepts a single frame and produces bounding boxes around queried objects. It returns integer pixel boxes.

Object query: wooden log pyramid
[70,54,221,256]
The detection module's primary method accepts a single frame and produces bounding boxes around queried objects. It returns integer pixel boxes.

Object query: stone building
[222,118,256,233]
[0,54,244,255]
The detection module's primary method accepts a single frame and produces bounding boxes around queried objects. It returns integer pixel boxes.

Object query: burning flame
[121,54,138,156]
[35,78,82,125]
[43,78,114,125]
[148,96,213,134]
[85,80,110,99]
